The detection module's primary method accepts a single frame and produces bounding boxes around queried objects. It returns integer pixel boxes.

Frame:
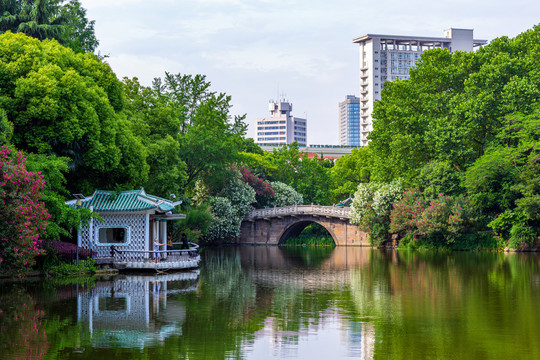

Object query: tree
[123,73,247,195]
[0,32,148,194]
[0,0,98,53]
[0,146,49,276]
[368,25,540,185]
[330,147,373,202]
[263,144,332,205]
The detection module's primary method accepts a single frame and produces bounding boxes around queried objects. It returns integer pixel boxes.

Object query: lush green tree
[330,147,373,202]
[0,108,13,146]
[0,0,98,52]
[369,25,540,185]
[262,144,332,205]
[0,32,148,194]
[123,74,247,196]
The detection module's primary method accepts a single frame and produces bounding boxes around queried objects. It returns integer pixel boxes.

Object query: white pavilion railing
[245,205,351,220]
[109,243,200,263]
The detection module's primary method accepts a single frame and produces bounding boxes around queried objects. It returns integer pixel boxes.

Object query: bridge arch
[238,205,370,246]
[278,220,337,245]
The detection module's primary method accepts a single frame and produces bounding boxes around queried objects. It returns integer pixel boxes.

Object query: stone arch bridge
[237,205,369,246]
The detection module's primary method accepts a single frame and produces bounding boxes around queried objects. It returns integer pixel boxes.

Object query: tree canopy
[0,0,98,52]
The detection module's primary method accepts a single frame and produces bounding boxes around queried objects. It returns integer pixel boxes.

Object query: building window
[98,227,127,244]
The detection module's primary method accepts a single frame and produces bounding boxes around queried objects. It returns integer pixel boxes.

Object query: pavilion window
[98,227,127,244]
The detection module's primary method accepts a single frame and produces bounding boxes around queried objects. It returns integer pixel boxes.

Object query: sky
[82,0,540,145]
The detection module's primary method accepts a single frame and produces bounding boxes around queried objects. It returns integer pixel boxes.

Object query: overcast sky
[82,0,540,145]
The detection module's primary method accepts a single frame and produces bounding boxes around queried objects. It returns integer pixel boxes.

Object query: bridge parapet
[245,205,351,220]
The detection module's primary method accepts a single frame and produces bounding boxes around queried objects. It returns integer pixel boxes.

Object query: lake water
[1,247,539,360]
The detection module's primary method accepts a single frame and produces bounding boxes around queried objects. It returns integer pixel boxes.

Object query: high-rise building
[338,95,361,146]
[352,28,487,146]
[255,100,307,146]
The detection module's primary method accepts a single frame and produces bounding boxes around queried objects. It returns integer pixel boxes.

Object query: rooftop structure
[352,28,487,146]
[255,100,307,146]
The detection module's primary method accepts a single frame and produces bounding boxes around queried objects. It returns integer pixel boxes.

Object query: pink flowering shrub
[0,146,50,276]
[238,166,274,207]
[390,189,473,244]
[389,188,427,235]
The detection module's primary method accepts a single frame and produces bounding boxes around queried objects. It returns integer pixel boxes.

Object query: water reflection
[77,271,199,349]
[1,248,540,359]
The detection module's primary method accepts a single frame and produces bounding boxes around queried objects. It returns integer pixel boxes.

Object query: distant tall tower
[255,100,307,146]
[338,95,361,146]
[352,28,487,146]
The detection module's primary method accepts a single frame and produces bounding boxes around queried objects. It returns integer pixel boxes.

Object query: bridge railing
[245,205,351,220]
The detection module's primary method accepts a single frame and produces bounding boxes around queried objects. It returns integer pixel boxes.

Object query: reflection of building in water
[247,309,375,359]
[344,320,375,359]
[77,272,198,348]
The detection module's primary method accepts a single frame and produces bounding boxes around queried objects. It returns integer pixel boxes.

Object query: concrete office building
[352,28,487,146]
[255,100,307,146]
[338,95,361,146]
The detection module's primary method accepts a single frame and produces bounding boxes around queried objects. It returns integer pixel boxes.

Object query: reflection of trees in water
[349,250,540,359]
[0,288,49,359]
[279,246,335,268]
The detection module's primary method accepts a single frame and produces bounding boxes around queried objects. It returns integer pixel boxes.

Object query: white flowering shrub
[372,181,404,216]
[220,177,256,218]
[207,177,256,242]
[350,180,404,245]
[270,181,303,207]
[208,197,242,241]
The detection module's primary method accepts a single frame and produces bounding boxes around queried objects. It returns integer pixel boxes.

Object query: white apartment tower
[338,95,361,146]
[255,100,307,146]
[352,28,487,146]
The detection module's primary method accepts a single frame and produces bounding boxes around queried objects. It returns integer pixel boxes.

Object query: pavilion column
[152,220,159,259]
[159,219,167,259]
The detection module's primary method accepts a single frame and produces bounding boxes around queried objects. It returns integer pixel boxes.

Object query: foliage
[238,165,273,207]
[280,235,334,246]
[123,73,247,197]
[270,181,303,207]
[0,108,13,146]
[207,197,242,242]
[0,0,99,53]
[350,180,404,245]
[390,188,475,246]
[389,188,427,236]
[47,258,95,277]
[264,143,332,205]
[487,210,527,239]
[330,146,372,202]
[171,203,213,244]
[206,176,256,243]
[417,160,463,198]
[0,32,148,194]
[46,240,93,262]
[0,146,49,277]
[367,24,540,188]
[463,147,520,214]
[514,154,540,221]
[508,223,536,249]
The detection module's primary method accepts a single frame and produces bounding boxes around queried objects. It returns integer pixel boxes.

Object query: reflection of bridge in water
[238,205,370,246]
[237,246,371,288]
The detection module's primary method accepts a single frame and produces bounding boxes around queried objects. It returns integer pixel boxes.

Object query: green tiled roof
[66,189,180,212]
